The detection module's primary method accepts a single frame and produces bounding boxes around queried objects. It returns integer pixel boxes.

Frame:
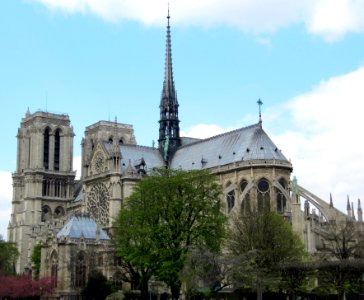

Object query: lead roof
[56,215,110,240]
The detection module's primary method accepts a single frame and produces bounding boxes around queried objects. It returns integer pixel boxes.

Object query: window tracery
[54,206,65,218]
[257,178,270,211]
[87,183,110,226]
[75,251,86,288]
[41,205,51,222]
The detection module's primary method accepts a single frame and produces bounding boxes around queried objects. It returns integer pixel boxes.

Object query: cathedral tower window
[43,128,50,170]
[41,205,51,222]
[54,129,60,171]
[54,206,65,218]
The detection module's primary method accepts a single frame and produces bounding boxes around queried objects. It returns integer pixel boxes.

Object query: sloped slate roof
[170,123,289,170]
[119,144,165,173]
[56,215,110,240]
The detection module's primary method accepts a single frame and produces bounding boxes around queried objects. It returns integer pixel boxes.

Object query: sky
[1,0,364,239]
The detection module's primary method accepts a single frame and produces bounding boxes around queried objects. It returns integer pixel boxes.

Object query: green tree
[82,271,116,300]
[226,209,306,300]
[31,243,41,278]
[0,235,18,274]
[114,168,226,300]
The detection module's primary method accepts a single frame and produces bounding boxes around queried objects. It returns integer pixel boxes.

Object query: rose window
[87,183,109,226]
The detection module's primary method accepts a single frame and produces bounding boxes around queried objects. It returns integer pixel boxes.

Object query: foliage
[314,219,364,300]
[0,273,55,298]
[319,220,362,260]
[279,261,315,299]
[226,209,306,299]
[0,235,19,274]
[31,243,42,278]
[114,168,226,300]
[82,270,116,300]
[181,247,235,298]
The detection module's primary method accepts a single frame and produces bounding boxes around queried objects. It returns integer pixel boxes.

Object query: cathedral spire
[159,8,181,163]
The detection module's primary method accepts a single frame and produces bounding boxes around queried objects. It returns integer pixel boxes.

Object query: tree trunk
[139,277,150,300]
[256,277,262,300]
[171,283,181,300]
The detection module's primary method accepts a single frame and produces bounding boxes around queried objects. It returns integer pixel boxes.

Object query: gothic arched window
[41,205,51,222]
[227,190,235,213]
[43,128,50,170]
[75,251,87,288]
[257,178,270,212]
[50,251,58,288]
[54,129,61,171]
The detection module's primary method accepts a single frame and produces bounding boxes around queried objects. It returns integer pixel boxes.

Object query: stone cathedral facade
[7,13,362,300]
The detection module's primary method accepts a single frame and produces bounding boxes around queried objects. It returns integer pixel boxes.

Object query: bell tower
[158,10,181,162]
[8,110,75,273]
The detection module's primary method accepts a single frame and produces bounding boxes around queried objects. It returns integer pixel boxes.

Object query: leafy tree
[82,270,116,300]
[315,219,364,300]
[31,243,42,278]
[0,235,18,274]
[279,261,315,300]
[0,273,55,298]
[226,209,306,300]
[114,168,226,300]
[181,248,235,299]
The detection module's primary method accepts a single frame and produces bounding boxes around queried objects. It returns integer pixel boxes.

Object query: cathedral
[7,12,361,300]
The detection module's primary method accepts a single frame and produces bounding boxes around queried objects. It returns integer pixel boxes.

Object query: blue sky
[1,0,364,239]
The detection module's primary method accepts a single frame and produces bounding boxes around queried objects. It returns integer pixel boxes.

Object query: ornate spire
[329,193,333,208]
[159,8,181,162]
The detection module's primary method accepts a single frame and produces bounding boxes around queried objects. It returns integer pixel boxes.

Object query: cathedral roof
[56,215,110,240]
[170,123,290,170]
[117,144,165,173]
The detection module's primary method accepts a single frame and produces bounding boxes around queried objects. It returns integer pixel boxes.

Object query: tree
[31,243,41,278]
[181,248,235,299]
[279,261,315,300]
[0,273,56,298]
[114,168,226,300]
[0,235,18,274]
[315,219,364,300]
[82,271,116,300]
[226,209,306,300]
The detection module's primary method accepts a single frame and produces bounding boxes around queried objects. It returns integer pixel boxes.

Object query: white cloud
[180,67,364,215]
[29,0,364,40]
[268,66,364,214]
[307,0,364,41]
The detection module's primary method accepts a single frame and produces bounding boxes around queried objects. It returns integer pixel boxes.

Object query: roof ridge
[120,143,159,151]
[176,122,261,150]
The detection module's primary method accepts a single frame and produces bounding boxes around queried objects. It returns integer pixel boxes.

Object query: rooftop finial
[257,99,263,123]
[167,2,170,20]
